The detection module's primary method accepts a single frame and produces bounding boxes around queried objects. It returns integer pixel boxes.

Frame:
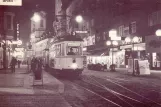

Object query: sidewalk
[0,65,64,95]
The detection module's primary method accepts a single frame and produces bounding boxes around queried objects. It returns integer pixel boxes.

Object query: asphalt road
[50,69,161,107]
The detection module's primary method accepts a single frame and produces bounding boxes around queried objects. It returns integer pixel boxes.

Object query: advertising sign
[138,60,150,75]
[128,58,133,73]
[0,0,22,6]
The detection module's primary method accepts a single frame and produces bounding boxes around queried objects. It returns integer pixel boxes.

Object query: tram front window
[67,47,81,55]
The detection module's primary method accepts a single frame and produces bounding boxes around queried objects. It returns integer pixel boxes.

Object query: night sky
[4,0,55,45]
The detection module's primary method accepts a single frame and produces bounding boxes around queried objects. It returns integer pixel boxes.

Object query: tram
[49,36,85,76]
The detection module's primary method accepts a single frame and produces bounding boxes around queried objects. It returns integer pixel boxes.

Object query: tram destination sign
[68,43,81,46]
[0,0,22,6]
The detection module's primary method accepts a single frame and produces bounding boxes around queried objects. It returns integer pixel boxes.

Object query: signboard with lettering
[128,58,133,73]
[75,31,88,33]
[138,60,150,75]
[0,0,22,6]
[68,43,81,47]
[122,37,143,45]
[145,36,161,53]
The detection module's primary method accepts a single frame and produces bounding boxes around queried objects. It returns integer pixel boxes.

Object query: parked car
[87,63,107,71]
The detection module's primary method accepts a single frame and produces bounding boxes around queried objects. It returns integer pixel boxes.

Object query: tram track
[105,76,161,95]
[86,75,161,107]
[66,80,125,107]
[49,70,161,107]
[66,78,151,107]
[104,78,161,106]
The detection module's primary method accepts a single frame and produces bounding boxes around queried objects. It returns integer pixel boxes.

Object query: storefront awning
[88,49,109,56]
[83,51,91,55]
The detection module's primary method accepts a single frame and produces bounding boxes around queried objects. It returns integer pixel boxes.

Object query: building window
[131,21,136,33]
[123,26,129,36]
[6,15,12,30]
[40,20,43,28]
[148,11,161,26]
[118,25,124,36]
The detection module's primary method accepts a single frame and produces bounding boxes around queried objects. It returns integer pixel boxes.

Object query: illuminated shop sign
[75,31,88,33]
[0,0,22,6]
[17,23,20,39]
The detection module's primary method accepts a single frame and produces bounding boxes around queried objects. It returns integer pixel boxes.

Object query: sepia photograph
[0,0,161,107]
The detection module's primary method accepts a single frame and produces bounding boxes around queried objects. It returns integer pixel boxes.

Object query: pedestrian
[31,57,37,73]
[17,60,21,68]
[10,57,17,73]
[34,58,43,80]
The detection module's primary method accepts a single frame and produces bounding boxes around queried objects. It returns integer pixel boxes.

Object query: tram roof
[54,36,83,43]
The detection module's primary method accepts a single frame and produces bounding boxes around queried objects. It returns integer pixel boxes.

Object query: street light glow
[133,36,139,43]
[32,13,41,22]
[106,41,111,46]
[156,29,161,36]
[112,41,118,46]
[75,15,83,23]
[30,34,35,39]
[109,29,117,37]
[17,40,22,45]
[125,37,131,43]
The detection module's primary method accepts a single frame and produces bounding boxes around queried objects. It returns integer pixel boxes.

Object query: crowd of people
[10,57,44,80]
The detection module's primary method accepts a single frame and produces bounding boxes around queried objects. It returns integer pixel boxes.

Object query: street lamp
[156,29,161,36]
[31,12,41,22]
[72,15,83,35]
[106,40,118,71]
[75,15,83,23]
[125,36,139,75]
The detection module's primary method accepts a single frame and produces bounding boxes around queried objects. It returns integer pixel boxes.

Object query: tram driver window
[67,47,80,55]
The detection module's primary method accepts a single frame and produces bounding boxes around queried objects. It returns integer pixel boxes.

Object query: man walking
[17,60,21,68]
[10,57,17,73]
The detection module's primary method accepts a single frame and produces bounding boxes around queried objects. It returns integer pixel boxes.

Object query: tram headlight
[71,63,78,69]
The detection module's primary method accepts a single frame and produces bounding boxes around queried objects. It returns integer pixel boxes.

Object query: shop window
[152,53,161,68]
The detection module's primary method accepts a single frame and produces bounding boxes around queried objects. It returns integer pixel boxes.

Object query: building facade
[0,7,16,69]
[30,11,47,56]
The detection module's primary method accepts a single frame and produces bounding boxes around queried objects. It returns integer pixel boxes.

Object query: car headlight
[71,63,78,69]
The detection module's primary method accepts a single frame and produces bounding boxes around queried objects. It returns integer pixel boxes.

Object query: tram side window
[55,44,61,56]
[61,43,65,56]
[67,47,81,55]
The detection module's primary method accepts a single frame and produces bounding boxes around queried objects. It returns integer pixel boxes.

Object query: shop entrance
[151,53,161,70]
